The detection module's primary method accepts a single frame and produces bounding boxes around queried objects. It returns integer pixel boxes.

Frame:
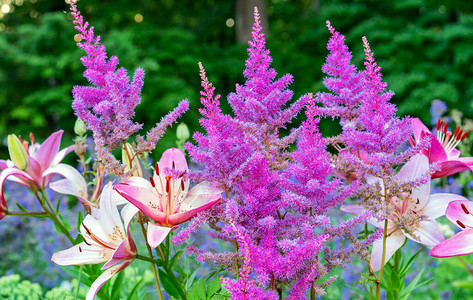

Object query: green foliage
[2,0,473,158]
[0,274,73,300]
[187,277,230,300]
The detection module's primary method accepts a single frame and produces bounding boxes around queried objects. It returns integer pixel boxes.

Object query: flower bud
[74,118,87,136]
[122,143,143,177]
[176,123,190,141]
[7,134,28,170]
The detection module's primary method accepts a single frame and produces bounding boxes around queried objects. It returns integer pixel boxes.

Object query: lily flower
[0,130,75,218]
[114,148,222,247]
[52,183,139,300]
[342,154,467,271]
[430,200,473,257]
[49,166,127,216]
[412,118,473,178]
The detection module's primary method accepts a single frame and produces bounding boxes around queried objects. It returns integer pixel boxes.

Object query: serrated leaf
[207,277,221,296]
[188,278,206,300]
[158,268,181,299]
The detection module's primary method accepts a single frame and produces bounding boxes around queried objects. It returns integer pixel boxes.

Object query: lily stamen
[81,222,115,250]
[436,120,469,154]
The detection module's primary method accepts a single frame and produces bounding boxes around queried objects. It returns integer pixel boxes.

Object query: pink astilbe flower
[412,118,473,178]
[341,37,414,171]
[69,2,188,176]
[315,21,364,125]
[187,10,366,299]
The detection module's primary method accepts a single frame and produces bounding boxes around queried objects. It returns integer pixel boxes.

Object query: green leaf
[111,269,125,299]
[58,214,71,232]
[15,202,29,213]
[400,270,433,299]
[125,278,144,300]
[399,249,421,277]
[158,268,181,299]
[207,277,221,297]
[169,250,184,268]
[188,278,206,300]
[56,197,61,213]
[186,268,199,291]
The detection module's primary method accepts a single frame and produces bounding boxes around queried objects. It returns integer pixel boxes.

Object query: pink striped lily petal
[114,177,163,221]
[434,159,473,179]
[0,168,33,216]
[33,130,63,170]
[446,200,473,229]
[50,145,75,166]
[430,228,473,258]
[159,147,188,172]
[147,222,173,248]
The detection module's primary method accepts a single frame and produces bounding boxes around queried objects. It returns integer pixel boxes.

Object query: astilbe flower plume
[317,23,441,275]
[69,2,188,176]
[185,8,370,299]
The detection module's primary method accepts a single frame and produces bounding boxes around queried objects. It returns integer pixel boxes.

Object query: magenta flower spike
[430,200,473,257]
[0,130,75,218]
[114,148,222,247]
[412,118,473,178]
[52,183,139,300]
[342,154,468,271]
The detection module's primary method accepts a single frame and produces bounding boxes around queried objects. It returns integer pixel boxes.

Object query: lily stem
[376,219,389,300]
[137,213,163,300]
[33,188,74,244]
[136,254,163,266]
[74,265,83,300]
[6,211,47,217]
[163,233,187,300]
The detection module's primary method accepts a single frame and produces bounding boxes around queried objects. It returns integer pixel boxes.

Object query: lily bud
[122,143,143,177]
[74,118,87,136]
[176,123,190,141]
[7,134,28,170]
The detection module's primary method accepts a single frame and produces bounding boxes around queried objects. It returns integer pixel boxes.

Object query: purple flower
[69,2,188,176]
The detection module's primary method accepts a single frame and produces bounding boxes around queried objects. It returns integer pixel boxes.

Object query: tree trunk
[236,0,268,44]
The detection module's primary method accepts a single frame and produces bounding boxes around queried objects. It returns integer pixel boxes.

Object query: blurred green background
[1,0,473,159]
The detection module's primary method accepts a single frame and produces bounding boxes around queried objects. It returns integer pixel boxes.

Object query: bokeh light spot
[226,18,235,27]
[134,13,143,23]
[1,4,11,14]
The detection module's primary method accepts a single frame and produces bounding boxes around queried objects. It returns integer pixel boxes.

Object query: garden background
[1,0,473,299]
